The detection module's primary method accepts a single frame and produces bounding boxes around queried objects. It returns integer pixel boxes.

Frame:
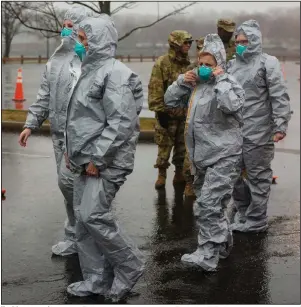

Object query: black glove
[157,112,170,129]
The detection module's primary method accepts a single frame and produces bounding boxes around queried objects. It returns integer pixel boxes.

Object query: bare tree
[7,1,66,57]
[65,1,138,16]
[117,2,197,41]
[68,1,197,41]
[1,2,24,57]
[7,2,64,36]
[8,1,197,42]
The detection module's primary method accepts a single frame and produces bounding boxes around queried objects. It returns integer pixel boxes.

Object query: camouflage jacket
[148,48,191,118]
[224,39,236,62]
[187,61,198,70]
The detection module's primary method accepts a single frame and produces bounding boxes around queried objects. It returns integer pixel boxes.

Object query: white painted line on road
[2,151,51,158]
[275,148,300,155]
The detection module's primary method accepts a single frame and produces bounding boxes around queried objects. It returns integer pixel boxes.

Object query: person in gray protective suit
[164,34,245,271]
[227,20,291,233]
[18,7,92,256]
[64,15,145,301]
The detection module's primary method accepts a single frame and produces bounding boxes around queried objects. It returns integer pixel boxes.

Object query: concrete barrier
[1,121,155,143]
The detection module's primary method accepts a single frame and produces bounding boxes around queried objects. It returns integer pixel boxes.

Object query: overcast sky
[56,1,300,15]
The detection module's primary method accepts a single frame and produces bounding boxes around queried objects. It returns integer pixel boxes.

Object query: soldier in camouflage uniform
[217,18,236,61]
[148,30,193,189]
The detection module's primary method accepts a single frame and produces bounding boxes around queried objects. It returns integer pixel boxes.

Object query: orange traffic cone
[15,101,24,110]
[12,68,26,102]
[2,189,6,201]
[272,175,278,184]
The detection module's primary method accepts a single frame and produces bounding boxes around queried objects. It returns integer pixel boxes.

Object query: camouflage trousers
[183,151,194,185]
[183,122,194,184]
[154,117,186,170]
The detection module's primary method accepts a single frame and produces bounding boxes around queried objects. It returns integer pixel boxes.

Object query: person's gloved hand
[157,111,170,129]
[19,128,32,147]
[86,162,99,177]
[273,132,286,142]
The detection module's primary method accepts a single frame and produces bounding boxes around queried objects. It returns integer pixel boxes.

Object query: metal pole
[46,36,50,59]
[157,2,159,20]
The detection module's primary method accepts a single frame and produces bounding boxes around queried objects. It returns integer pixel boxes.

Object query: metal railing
[2,55,159,64]
[2,54,300,64]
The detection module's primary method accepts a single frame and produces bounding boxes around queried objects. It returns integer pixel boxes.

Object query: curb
[2,121,155,143]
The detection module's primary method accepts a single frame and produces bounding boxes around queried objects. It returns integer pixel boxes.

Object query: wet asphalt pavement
[1,61,300,304]
[1,132,300,304]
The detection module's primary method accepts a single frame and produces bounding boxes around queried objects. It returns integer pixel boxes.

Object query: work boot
[155,168,167,190]
[173,168,185,184]
[184,182,196,199]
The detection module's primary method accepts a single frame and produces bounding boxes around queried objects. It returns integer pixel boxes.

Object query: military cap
[168,30,193,47]
[217,18,236,32]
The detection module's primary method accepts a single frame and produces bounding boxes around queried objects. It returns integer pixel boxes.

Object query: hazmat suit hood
[53,6,92,57]
[200,33,227,70]
[64,6,92,32]
[78,15,118,66]
[235,20,262,60]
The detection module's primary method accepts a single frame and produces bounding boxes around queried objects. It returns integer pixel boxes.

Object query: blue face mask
[236,44,247,56]
[61,27,73,37]
[198,65,213,81]
[74,41,86,61]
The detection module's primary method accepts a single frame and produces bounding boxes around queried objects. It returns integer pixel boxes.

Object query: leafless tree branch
[118,2,197,41]
[7,2,62,35]
[66,1,101,14]
[2,2,27,56]
[111,2,137,15]
[5,0,197,51]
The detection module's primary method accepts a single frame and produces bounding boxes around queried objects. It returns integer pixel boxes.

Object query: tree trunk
[4,44,11,58]
[46,36,50,58]
[99,1,111,15]
[4,37,12,57]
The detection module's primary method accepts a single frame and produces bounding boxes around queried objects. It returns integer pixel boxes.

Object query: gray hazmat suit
[164,34,245,271]
[24,7,91,256]
[227,20,291,233]
[65,16,145,300]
